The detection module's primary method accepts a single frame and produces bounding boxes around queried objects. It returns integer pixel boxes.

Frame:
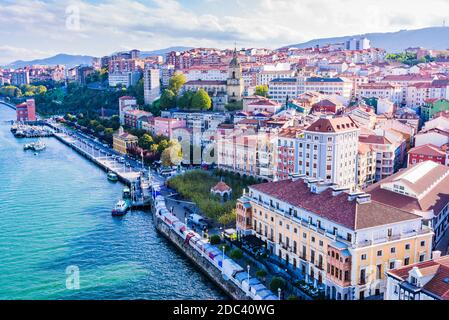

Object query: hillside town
[3,36,449,302]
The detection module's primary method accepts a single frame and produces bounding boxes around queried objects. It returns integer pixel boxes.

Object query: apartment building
[359,134,401,181]
[297,117,360,190]
[356,83,402,105]
[268,78,299,103]
[236,177,434,300]
[143,66,161,105]
[367,161,449,246]
[385,254,449,300]
[356,142,376,190]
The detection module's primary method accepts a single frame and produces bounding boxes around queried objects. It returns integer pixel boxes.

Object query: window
[389,261,395,270]
[405,244,410,250]
[404,257,410,266]
[377,250,382,257]
[420,241,425,247]
[419,254,425,262]
[391,247,396,254]
[361,254,367,260]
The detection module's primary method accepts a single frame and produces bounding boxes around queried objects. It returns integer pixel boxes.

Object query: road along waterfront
[0,104,226,300]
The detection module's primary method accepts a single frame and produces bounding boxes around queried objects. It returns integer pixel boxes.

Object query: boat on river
[107,172,119,182]
[111,199,129,216]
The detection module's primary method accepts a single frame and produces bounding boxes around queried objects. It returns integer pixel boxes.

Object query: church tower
[226,47,244,103]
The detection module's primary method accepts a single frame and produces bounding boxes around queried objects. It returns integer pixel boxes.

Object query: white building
[385,254,449,300]
[345,38,371,51]
[143,67,161,105]
[118,96,137,125]
[297,116,360,190]
[108,71,141,87]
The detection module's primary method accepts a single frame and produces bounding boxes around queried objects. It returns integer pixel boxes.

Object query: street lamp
[278,288,281,300]
[222,245,225,274]
[247,265,250,296]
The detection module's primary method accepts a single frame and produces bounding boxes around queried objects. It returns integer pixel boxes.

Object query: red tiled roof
[408,144,446,157]
[389,256,449,300]
[250,179,419,230]
[305,117,358,133]
[211,181,232,192]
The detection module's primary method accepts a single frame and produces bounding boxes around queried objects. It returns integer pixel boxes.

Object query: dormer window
[410,276,417,286]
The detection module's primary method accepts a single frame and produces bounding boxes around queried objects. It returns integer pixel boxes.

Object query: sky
[0,0,449,64]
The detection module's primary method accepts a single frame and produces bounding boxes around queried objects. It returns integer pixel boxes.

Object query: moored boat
[111,199,129,216]
[122,187,131,199]
[33,139,46,151]
[107,172,119,182]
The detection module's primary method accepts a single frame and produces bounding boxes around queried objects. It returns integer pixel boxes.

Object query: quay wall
[53,133,132,186]
[153,213,249,301]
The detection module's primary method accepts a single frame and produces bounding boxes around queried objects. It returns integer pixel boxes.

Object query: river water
[0,104,226,300]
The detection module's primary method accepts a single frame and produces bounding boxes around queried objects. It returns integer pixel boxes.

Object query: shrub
[230,248,243,260]
[287,295,299,300]
[256,269,267,278]
[269,277,286,292]
[209,235,221,245]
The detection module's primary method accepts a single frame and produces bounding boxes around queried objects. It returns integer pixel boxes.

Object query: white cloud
[0,0,449,63]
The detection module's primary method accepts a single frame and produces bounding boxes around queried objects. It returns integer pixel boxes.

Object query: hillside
[284,27,449,52]
[7,53,94,69]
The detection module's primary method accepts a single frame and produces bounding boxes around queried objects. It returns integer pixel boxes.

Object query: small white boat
[112,200,129,216]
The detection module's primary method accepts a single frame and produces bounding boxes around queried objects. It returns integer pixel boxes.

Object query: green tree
[177,91,194,109]
[218,209,237,226]
[209,235,221,245]
[255,85,269,97]
[230,248,243,260]
[139,133,154,150]
[168,73,186,95]
[269,277,286,292]
[160,89,176,109]
[191,89,212,110]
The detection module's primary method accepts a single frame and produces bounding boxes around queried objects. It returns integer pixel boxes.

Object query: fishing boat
[122,187,131,199]
[33,139,46,151]
[111,200,129,216]
[107,172,119,182]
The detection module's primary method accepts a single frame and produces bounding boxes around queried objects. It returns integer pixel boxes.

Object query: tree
[255,85,269,97]
[269,277,286,292]
[168,73,186,95]
[209,235,221,245]
[138,133,154,150]
[177,91,194,109]
[191,89,212,110]
[230,248,243,260]
[218,209,236,226]
[160,89,176,109]
[161,140,183,166]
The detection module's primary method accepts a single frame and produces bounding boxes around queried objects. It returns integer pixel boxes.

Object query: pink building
[152,117,186,138]
[16,99,36,122]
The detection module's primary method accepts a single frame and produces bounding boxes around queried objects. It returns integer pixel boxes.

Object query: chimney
[432,250,442,260]
[347,191,364,201]
[356,194,371,204]
[290,173,305,182]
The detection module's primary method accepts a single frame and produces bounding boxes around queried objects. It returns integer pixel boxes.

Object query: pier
[50,127,153,209]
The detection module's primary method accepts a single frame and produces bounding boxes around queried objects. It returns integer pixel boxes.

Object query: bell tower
[227,46,244,103]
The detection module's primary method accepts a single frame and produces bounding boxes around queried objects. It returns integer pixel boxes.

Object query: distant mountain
[7,53,94,69]
[284,27,449,53]
[140,46,194,58]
